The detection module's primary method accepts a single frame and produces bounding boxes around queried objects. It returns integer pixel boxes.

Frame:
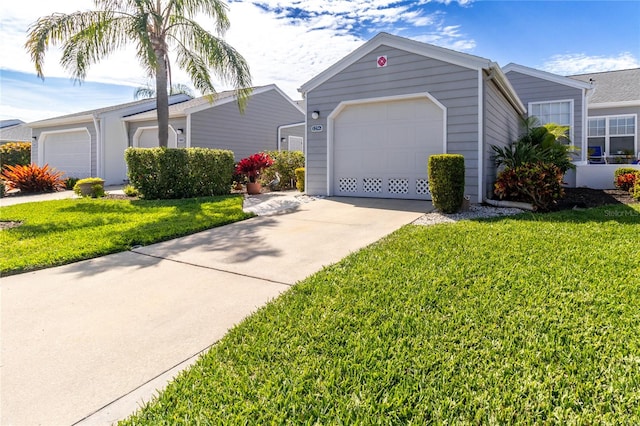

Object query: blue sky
[1,0,638,123]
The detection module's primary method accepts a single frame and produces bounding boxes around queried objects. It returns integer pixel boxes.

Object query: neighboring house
[122,84,304,162]
[504,64,640,189]
[298,32,525,203]
[29,95,191,184]
[0,119,32,144]
[29,85,304,185]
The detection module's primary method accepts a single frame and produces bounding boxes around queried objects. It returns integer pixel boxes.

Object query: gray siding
[190,89,304,160]
[31,122,97,176]
[279,124,305,151]
[305,45,480,199]
[505,71,584,145]
[483,75,522,199]
[587,105,640,117]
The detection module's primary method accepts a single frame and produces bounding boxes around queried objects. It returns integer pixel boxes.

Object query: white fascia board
[503,63,593,90]
[28,115,95,128]
[299,32,492,95]
[588,100,640,109]
[489,63,526,114]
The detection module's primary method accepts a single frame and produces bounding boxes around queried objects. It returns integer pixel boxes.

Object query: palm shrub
[259,150,305,190]
[0,163,65,193]
[0,142,31,170]
[428,154,465,213]
[492,117,575,174]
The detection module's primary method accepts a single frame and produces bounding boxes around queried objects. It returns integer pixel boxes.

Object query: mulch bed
[551,187,636,211]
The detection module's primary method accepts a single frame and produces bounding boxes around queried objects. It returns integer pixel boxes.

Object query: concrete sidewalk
[1,196,431,425]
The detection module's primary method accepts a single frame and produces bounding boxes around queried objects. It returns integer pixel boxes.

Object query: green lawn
[0,195,252,275]
[121,204,640,425]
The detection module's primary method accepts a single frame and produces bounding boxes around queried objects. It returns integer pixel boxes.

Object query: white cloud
[0,0,474,121]
[541,52,640,76]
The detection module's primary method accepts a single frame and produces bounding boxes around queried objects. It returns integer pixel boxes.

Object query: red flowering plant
[615,172,637,193]
[235,152,274,183]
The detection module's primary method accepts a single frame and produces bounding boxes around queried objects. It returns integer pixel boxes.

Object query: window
[587,115,637,158]
[529,100,573,143]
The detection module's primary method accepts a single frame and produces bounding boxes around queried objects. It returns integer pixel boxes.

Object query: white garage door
[333,97,444,200]
[42,129,91,178]
[136,128,177,148]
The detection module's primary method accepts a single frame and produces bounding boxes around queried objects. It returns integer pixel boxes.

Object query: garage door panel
[333,97,444,200]
[42,130,91,179]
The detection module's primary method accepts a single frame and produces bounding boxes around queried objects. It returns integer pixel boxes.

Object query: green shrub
[259,150,305,190]
[0,142,31,170]
[494,162,564,211]
[64,177,80,190]
[428,154,465,213]
[125,147,234,200]
[295,167,305,192]
[0,163,65,193]
[0,179,5,198]
[73,177,105,198]
[123,184,139,197]
[634,175,640,201]
[614,167,639,178]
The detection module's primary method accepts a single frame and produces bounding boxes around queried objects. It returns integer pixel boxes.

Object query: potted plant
[73,177,105,198]
[235,152,274,195]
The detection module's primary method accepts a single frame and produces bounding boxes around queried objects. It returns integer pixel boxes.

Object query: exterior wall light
[311,111,320,120]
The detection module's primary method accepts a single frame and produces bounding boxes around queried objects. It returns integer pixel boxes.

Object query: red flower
[235,152,274,183]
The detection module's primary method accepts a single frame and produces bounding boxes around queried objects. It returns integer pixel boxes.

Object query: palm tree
[134,82,194,100]
[25,0,252,148]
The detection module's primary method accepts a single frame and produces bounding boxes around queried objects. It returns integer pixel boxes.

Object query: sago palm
[25,0,252,147]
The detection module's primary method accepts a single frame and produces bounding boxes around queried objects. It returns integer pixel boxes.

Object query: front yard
[119,203,640,424]
[0,195,252,275]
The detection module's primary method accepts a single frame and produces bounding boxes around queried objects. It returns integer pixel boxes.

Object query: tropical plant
[615,173,637,193]
[492,117,576,174]
[134,83,194,100]
[73,177,106,198]
[0,163,66,193]
[494,162,565,211]
[235,152,274,183]
[25,0,252,148]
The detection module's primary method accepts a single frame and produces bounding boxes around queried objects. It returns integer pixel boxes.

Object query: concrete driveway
[1,196,430,425]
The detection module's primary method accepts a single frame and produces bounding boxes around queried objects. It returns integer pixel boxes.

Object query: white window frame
[587,114,637,157]
[528,99,574,144]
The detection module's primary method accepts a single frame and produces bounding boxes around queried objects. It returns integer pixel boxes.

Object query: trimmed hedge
[259,150,305,190]
[125,147,235,199]
[428,154,465,213]
[295,167,305,192]
[1,142,31,170]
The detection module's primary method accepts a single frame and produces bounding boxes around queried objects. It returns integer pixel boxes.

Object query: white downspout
[92,115,101,178]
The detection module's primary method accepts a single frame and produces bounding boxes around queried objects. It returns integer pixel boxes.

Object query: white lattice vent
[363,178,382,193]
[416,179,430,195]
[339,178,358,193]
[388,178,409,194]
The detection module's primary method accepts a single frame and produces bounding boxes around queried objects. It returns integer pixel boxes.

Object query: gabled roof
[123,84,303,122]
[570,68,640,107]
[298,32,524,114]
[28,94,192,128]
[0,119,25,129]
[502,63,593,90]
[0,123,31,142]
[299,32,495,94]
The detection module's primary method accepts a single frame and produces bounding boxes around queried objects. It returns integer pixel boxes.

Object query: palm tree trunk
[156,54,169,148]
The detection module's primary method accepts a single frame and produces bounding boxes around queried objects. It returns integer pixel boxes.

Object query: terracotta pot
[246,182,262,195]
